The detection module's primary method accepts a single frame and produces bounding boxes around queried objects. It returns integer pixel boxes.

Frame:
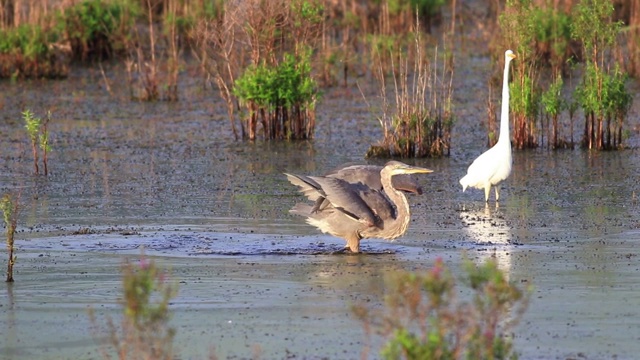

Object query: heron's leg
[331,246,349,254]
[345,236,361,253]
[484,185,491,202]
[495,185,501,202]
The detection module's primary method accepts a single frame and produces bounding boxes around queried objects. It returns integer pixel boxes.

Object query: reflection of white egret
[460,50,516,202]
[460,203,512,276]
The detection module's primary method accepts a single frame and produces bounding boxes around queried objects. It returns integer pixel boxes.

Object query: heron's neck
[498,59,512,145]
[380,170,411,238]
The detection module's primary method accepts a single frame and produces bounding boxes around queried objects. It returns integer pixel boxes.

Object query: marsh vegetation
[1,0,636,152]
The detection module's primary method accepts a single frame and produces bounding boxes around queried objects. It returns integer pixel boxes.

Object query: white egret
[460,50,516,202]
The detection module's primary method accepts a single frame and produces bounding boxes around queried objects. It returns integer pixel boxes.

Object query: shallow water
[1,56,640,360]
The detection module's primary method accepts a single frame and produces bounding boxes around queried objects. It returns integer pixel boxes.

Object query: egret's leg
[484,185,491,202]
[495,185,501,202]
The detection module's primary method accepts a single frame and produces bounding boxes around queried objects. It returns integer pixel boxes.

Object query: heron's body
[326,163,423,195]
[460,50,516,202]
[285,161,432,253]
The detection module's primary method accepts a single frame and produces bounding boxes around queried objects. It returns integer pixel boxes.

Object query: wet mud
[1,54,640,359]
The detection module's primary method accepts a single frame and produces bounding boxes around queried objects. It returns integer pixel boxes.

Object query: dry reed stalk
[369,12,452,158]
[627,0,640,76]
[165,0,179,101]
[190,5,244,140]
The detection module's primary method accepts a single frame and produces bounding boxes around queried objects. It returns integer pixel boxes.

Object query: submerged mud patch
[24,230,411,257]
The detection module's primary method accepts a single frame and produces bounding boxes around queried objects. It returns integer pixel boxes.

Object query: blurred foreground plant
[354,258,530,360]
[90,254,177,360]
[1,194,19,283]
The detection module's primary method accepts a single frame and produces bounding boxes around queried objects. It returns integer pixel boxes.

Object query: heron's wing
[357,188,396,224]
[284,173,325,202]
[327,165,382,189]
[307,176,384,226]
[328,164,423,195]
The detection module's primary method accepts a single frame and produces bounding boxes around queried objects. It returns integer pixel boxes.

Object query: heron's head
[505,50,516,61]
[384,161,434,176]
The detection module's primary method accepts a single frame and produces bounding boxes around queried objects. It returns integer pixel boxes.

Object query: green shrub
[234,50,318,140]
[530,6,573,71]
[574,63,631,149]
[541,74,568,148]
[0,24,54,59]
[510,72,540,149]
[0,23,67,78]
[571,0,629,150]
[22,109,51,175]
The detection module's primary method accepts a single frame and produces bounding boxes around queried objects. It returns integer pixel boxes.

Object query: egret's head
[505,50,516,61]
[384,161,434,176]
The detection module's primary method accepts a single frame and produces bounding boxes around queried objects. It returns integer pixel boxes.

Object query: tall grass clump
[1,194,19,283]
[364,0,449,80]
[497,0,578,150]
[23,109,51,176]
[529,5,574,75]
[90,254,177,360]
[498,0,542,150]
[571,0,630,150]
[354,257,530,360]
[367,22,453,158]
[541,74,571,149]
[56,0,133,62]
[125,0,184,101]
[624,0,640,77]
[0,23,68,78]
[193,0,323,140]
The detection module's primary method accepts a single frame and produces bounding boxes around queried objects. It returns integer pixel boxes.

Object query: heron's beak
[399,165,433,175]
[508,53,517,60]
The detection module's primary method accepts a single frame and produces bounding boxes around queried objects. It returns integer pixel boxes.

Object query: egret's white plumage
[460,50,516,202]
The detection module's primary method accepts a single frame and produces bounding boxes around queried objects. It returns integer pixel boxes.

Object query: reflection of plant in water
[354,257,530,360]
[1,194,19,283]
[90,254,177,360]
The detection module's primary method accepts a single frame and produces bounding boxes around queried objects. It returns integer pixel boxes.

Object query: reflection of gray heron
[285,161,433,253]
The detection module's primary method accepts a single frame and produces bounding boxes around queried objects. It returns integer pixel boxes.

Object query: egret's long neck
[380,169,411,238]
[498,59,512,145]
